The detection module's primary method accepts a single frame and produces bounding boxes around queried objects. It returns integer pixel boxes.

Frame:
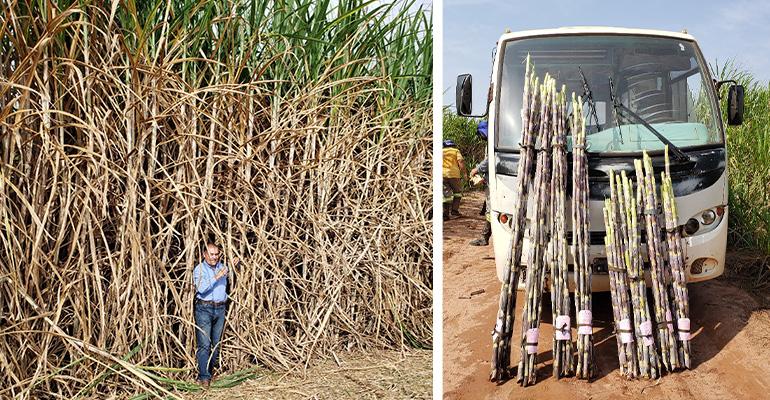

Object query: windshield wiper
[608,77,690,162]
[578,67,602,132]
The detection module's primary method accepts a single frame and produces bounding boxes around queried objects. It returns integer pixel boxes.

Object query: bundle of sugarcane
[490,55,540,382]
[517,76,556,386]
[616,171,661,379]
[604,193,638,378]
[549,86,574,378]
[637,152,680,371]
[661,146,692,369]
[571,95,594,379]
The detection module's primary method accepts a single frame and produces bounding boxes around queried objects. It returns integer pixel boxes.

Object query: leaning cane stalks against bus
[639,152,681,371]
[605,179,639,378]
[550,87,573,379]
[620,171,661,378]
[571,95,594,379]
[661,146,692,369]
[491,55,539,382]
[517,76,556,387]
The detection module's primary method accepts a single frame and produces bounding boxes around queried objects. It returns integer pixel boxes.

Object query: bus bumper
[509,207,728,292]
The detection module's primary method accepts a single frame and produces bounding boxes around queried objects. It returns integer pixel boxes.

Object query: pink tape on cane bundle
[577,310,593,335]
[639,320,654,346]
[526,328,539,354]
[618,318,634,344]
[666,310,674,332]
[555,315,571,340]
[678,318,691,341]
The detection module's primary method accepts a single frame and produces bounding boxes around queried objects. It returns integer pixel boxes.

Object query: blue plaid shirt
[193,261,228,302]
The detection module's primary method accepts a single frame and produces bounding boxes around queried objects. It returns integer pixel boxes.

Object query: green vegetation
[442,108,485,186]
[714,64,770,255]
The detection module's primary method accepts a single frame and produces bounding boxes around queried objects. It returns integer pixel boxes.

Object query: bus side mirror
[456,74,473,116]
[727,84,744,125]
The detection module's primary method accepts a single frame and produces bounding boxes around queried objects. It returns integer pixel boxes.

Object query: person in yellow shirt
[442,139,467,219]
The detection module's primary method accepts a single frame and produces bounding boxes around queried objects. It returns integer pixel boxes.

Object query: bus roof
[499,27,696,42]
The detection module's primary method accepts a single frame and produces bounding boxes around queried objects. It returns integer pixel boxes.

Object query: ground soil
[443,191,770,400]
[186,349,431,399]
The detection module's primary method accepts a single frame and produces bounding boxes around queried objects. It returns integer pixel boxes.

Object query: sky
[442,0,770,111]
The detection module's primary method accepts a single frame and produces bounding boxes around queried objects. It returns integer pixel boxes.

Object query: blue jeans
[194,302,226,381]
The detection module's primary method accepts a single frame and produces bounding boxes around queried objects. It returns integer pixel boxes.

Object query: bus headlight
[682,206,725,237]
[684,218,700,235]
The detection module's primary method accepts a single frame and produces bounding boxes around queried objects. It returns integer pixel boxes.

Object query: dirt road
[443,192,770,400]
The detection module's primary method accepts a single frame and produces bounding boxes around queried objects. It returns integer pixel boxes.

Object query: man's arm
[194,264,227,294]
[458,158,467,181]
[477,158,489,175]
[194,265,214,294]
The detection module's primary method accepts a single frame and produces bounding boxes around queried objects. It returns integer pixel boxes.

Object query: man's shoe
[469,238,488,246]
[196,379,210,388]
[451,210,462,216]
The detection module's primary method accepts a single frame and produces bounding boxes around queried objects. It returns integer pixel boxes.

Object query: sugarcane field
[443,17,770,400]
[0,0,432,398]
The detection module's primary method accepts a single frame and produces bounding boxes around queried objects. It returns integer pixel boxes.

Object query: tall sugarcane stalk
[618,171,660,379]
[661,146,692,369]
[550,87,573,378]
[571,94,594,379]
[637,152,680,371]
[517,76,556,386]
[491,55,540,381]
[604,179,638,378]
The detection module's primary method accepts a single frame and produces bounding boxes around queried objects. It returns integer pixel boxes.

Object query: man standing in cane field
[193,242,239,386]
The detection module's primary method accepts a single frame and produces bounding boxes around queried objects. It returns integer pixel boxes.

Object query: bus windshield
[496,35,722,153]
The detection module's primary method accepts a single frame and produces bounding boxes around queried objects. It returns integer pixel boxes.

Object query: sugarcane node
[493,330,512,338]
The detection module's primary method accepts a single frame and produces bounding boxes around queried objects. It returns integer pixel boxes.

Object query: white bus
[456,27,744,291]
